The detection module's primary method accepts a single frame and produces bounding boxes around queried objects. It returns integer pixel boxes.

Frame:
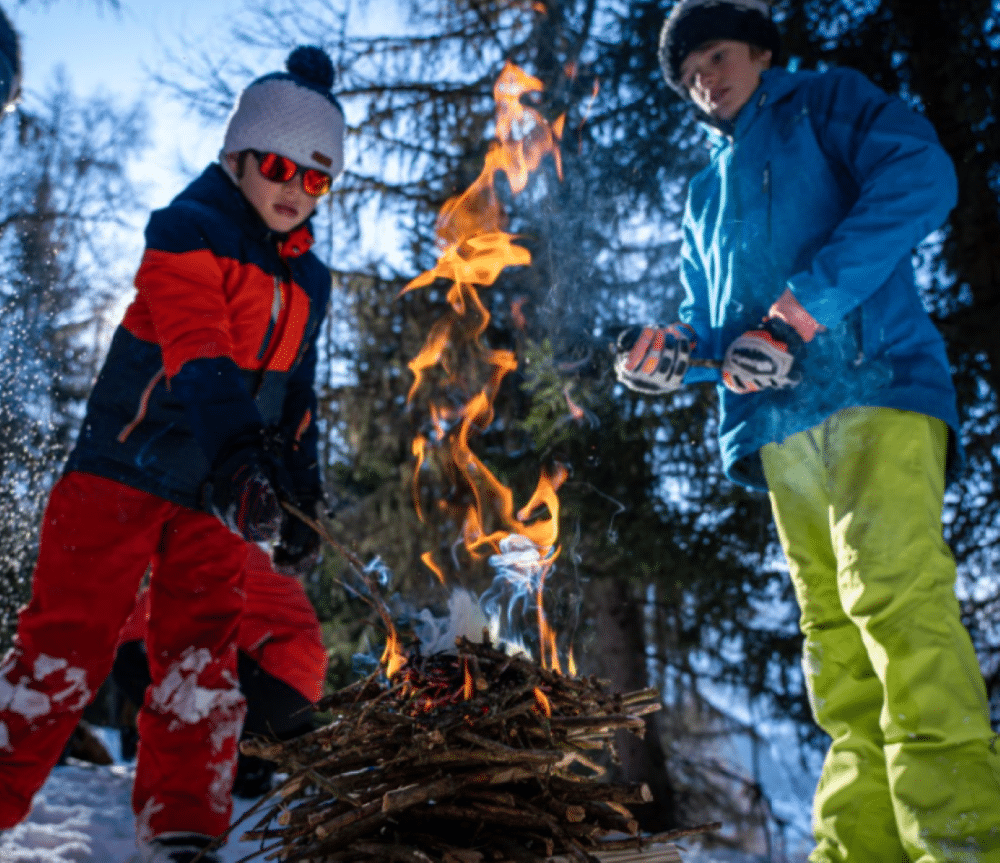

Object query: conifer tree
[0,79,146,652]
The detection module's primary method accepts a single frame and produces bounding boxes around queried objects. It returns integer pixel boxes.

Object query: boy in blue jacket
[616,1,1000,860]
[0,47,342,863]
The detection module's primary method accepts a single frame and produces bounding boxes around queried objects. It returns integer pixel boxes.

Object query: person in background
[0,45,342,863]
[615,0,1000,860]
[113,544,328,799]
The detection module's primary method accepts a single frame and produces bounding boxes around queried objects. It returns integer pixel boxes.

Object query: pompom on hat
[658,0,781,97]
[222,45,345,182]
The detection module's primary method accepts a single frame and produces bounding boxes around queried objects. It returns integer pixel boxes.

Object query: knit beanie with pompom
[221,45,345,182]
[658,0,781,97]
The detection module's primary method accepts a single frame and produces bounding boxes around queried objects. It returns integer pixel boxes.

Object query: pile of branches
[233,636,715,863]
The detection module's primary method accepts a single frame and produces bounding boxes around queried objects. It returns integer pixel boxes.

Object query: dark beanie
[658,0,781,97]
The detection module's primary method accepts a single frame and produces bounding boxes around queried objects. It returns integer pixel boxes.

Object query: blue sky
[9,0,247,208]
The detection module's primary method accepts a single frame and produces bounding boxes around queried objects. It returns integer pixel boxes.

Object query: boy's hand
[615,323,696,395]
[723,318,804,394]
[204,432,289,543]
[273,497,323,577]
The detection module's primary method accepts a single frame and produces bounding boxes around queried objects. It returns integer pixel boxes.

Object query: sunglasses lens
[302,169,332,197]
[257,152,297,183]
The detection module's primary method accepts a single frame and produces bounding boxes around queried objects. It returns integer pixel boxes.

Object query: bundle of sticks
[234,635,717,863]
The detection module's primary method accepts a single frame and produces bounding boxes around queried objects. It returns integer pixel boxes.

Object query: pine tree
[0,78,147,652]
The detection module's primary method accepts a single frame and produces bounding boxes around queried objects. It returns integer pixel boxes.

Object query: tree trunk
[588,577,679,831]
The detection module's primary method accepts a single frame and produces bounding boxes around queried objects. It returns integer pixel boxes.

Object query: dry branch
[230,638,718,862]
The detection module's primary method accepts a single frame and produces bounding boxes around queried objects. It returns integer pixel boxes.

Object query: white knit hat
[221,46,345,181]
[658,0,781,97]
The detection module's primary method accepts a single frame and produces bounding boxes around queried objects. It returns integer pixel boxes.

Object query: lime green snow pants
[761,407,1000,863]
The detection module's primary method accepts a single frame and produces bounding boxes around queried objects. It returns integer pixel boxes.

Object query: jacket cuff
[769,288,825,343]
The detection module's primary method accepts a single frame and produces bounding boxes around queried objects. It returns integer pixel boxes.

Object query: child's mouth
[274,204,298,218]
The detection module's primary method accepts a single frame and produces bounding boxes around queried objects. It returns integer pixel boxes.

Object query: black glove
[204,431,288,543]
[722,317,804,394]
[272,495,323,577]
[614,323,696,395]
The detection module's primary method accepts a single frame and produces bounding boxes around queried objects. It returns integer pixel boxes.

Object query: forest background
[0,1,997,860]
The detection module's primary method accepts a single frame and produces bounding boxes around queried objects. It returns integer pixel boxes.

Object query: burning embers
[236,637,684,863]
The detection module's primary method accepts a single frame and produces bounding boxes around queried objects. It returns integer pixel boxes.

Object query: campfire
[234,630,713,863]
[239,58,721,863]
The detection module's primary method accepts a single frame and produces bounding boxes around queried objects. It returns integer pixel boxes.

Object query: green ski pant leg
[763,422,903,863]
[763,407,1000,863]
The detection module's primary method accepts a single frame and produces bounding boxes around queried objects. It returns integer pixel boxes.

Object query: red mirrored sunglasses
[250,150,333,197]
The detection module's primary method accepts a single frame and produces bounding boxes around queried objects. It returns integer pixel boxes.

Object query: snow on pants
[0,471,249,839]
[761,407,1000,863]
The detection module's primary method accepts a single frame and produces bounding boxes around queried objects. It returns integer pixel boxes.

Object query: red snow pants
[0,471,249,839]
[118,544,327,705]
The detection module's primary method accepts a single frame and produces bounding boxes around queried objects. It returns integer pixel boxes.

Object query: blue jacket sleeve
[786,68,958,328]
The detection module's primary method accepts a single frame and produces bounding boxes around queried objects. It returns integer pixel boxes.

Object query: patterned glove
[614,323,696,395]
[722,318,804,394]
[273,496,323,577]
[204,431,288,543]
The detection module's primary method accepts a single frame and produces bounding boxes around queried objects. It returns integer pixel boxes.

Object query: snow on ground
[0,728,764,863]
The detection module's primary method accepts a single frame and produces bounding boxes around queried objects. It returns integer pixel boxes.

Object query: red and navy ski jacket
[66,164,331,510]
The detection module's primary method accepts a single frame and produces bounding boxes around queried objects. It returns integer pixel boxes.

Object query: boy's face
[227,151,319,234]
[680,40,772,122]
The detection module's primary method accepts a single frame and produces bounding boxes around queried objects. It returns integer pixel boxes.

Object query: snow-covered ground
[0,728,765,863]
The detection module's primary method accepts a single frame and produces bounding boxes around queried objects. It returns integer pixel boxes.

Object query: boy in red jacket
[0,46,343,863]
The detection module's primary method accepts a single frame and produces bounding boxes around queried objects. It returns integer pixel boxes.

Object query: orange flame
[381,626,407,680]
[563,386,585,422]
[411,436,427,520]
[420,552,446,586]
[402,61,575,674]
[533,686,552,717]
[463,658,474,700]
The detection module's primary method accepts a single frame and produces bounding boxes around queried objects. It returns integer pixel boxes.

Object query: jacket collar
[700,65,798,148]
[174,163,315,259]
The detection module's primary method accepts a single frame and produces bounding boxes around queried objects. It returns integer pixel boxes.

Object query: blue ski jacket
[65,164,331,509]
[677,65,961,490]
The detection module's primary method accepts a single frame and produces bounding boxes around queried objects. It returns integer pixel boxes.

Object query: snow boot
[136,832,222,863]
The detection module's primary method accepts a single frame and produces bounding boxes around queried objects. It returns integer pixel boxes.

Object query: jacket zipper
[256,275,283,363]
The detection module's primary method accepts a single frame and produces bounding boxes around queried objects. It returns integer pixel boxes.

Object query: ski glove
[204,430,289,543]
[614,323,696,395]
[722,318,804,394]
[273,495,324,578]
